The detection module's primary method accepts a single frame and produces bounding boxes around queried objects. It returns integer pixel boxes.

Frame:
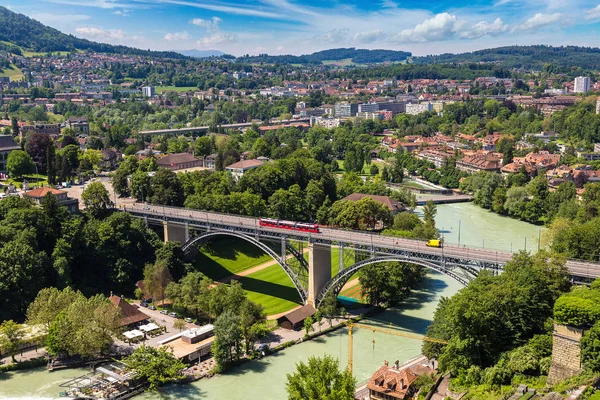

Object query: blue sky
[4,0,600,56]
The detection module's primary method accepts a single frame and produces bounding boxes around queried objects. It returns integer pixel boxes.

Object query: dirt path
[218,248,309,284]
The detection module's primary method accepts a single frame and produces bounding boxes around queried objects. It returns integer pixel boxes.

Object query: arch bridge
[124,204,600,307]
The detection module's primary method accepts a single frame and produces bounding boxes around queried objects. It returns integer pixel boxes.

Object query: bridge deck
[122,203,600,280]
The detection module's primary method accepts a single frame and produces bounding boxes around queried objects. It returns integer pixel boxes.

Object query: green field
[156,86,197,93]
[322,58,355,66]
[0,64,24,81]
[240,265,303,315]
[195,237,272,281]
[22,50,71,57]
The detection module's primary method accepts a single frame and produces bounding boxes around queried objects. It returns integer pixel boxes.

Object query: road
[122,203,600,280]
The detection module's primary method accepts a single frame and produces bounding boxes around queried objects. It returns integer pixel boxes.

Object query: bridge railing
[123,203,600,267]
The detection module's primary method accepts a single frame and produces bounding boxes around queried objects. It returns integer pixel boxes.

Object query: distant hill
[413,45,600,70]
[179,49,225,58]
[0,6,186,59]
[237,48,412,65]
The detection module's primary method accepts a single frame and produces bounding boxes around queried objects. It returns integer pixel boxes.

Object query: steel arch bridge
[180,229,492,308]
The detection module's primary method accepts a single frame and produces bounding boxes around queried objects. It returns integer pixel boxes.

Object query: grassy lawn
[0,174,48,189]
[240,264,302,315]
[0,64,24,81]
[22,50,70,57]
[322,58,355,66]
[156,86,197,93]
[195,237,272,281]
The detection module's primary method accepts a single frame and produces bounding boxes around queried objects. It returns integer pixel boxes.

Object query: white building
[311,117,341,129]
[358,103,379,113]
[405,102,433,115]
[596,97,600,115]
[574,77,590,94]
[225,159,264,180]
[142,86,155,97]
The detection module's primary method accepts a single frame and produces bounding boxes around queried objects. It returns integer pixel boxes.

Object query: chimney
[384,360,389,367]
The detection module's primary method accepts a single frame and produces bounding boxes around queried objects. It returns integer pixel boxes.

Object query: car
[160,309,168,315]
[148,305,156,310]
[426,239,442,248]
[169,312,179,318]
[140,302,147,308]
[185,318,193,323]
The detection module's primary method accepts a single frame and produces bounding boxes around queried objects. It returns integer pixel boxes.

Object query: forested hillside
[0,6,186,59]
[414,45,600,70]
[237,48,412,65]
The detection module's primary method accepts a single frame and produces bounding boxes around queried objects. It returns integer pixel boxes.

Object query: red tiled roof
[226,159,264,170]
[342,193,404,211]
[157,153,200,166]
[24,187,66,198]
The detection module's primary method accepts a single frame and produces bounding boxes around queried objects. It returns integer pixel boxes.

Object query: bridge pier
[163,221,190,244]
[307,242,331,307]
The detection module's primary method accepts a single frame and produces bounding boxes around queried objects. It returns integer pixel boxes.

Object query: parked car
[169,312,178,318]
[148,305,156,310]
[140,302,147,308]
[185,318,193,323]
[160,309,168,315]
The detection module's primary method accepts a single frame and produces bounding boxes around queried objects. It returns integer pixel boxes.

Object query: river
[418,202,545,253]
[0,203,542,399]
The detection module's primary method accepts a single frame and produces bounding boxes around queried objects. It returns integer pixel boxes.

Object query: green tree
[358,262,424,307]
[422,200,437,226]
[303,315,314,337]
[212,309,243,371]
[0,320,24,362]
[582,321,600,372]
[6,150,34,178]
[122,345,186,390]
[144,261,173,306]
[285,355,356,400]
[150,168,184,206]
[173,319,186,332]
[81,181,113,218]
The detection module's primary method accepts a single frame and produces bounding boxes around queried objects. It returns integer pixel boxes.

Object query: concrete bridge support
[307,242,331,306]
[163,221,190,244]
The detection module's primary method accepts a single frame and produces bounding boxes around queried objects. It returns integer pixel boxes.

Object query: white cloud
[460,18,508,39]
[390,13,510,43]
[513,13,563,31]
[75,26,126,40]
[196,32,236,47]
[190,17,222,32]
[111,9,131,16]
[142,0,280,19]
[164,31,191,41]
[586,5,600,20]
[316,29,350,44]
[32,13,90,24]
[354,29,386,44]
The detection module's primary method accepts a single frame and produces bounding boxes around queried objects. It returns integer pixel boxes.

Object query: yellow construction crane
[346,322,448,373]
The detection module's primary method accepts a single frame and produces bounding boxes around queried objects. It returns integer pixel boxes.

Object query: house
[501,151,560,177]
[23,187,79,214]
[456,154,501,173]
[20,123,61,138]
[277,304,317,330]
[66,117,89,135]
[225,159,264,180]
[100,148,121,170]
[0,135,21,172]
[109,295,150,329]
[204,154,217,170]
[342,193,405,213]
[157,153,203,170]
[367,360,435,400]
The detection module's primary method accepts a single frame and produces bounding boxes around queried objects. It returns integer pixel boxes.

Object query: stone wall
[547,324,584,385]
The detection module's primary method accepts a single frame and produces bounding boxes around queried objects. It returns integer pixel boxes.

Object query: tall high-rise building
[142,86,155,98]
[574,76,590,93]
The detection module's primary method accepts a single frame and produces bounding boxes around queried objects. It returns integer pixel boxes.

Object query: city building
[23,187,79,214]
[311,117,341,129]
[597,98,600,115]
[100,148,122,170]
[334,101,359,118]
[66,117,90,135]
[225,159,264,180]
[20,123,61,138]
[378,101,406,115]
[405,102,433,115]
[160,326,215,362]
[595,143,600,153]
[456,154,501,173]
[157,153,203,170]
[576,151,600,161]
[0,135,21,172]
[574,76,590,93]
[142,86,155,97]
[358,103,380,114]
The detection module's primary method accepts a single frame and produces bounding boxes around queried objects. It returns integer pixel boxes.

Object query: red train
[259,218,320,233]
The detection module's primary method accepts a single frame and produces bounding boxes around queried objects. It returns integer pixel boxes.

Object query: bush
[464,365,483,385]
[483,364,512,387]
[554,296,598,327]
[0,357,46,373]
